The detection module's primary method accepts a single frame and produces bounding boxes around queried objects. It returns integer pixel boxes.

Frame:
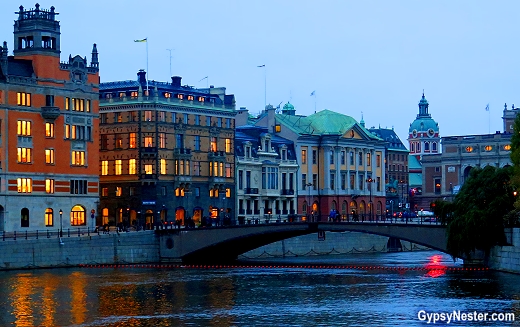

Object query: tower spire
[90,43,99,70]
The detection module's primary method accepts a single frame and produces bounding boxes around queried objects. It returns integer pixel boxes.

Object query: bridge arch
[158,223,448,263]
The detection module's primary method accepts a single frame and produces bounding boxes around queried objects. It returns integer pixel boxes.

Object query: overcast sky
[1,1,518,143]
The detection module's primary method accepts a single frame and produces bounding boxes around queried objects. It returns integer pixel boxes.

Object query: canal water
[0,251,519,326]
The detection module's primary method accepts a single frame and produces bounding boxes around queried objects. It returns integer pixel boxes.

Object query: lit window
[210,137,217,152]
[72,151,86,166]
[219,162,224,177]
[115,160,122,175]
[275,124,281,132]
[187,95,194,101]
[17,120,31,136]
[225,138,231,153]
[164,92,171,98]
[17,147,32,163]
[226,188,231,198]
[198,96,205,102]
[102,188,108,197]
[130,91,138,98]
[504,144,512,151]
[45,208,53,226]
[65,97,70,110]
[145,164,153,174]
[159,133,166,148]
[177,94,184,100]
[144,111,152,121]
[485,145,492,151]
[129,133,136,148]
[70,205,86,226]
[366,153,371,166]
[115,187,122,197]
[45,179,54,194]
[160,158,166,174]
[144,136,153,147]
[86,100,90,112]
[101,160,108,175]
[17,178,32,193]
[465,146,473,153]
[45,149,54,164]
[45,122,54,137]
[17,92,31,106]
[129,159,136,175]
[119,92,125,98]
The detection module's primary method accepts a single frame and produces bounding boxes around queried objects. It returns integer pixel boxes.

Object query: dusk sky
[1,1,518,143]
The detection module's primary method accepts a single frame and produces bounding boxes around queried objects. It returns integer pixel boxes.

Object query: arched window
[331,200,337,211]
[432,142,437,152]
[102,208,109,225]
[411,143,415,152]
[342,201,347,216]
[424,142,430,151]
[70,205,86,226]
[302,201,308,214]
[417,142,421,152]
[21,208,29,227]
[45,208,53,227]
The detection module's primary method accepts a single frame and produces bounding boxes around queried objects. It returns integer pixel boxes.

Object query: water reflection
[0,252,519,326]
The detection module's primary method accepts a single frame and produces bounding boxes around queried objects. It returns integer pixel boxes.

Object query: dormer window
[105,93,112,99]
[130,91,138,98]
[244,142,252,158]
[187,95,194,101]
[177,94,184,100]
[281,149,287,160]
[164,92,171,98]
[144,90,149,96]
[198,96,205,102]
[118,92,125,98]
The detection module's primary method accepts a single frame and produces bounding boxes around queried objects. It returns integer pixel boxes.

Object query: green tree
[432,199,454,225]
[446,165,514,258]
[510,112,520,212]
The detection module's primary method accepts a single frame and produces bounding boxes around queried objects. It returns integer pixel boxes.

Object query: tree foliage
[446,165,513,258]
[510,112,520,210]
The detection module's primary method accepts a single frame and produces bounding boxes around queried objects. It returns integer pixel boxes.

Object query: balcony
[141,147,157,158]
[208,151,226,160]
[41,106,61,120]
[244,187,259,195]
[173,148,191,155]
[281,189,295,196]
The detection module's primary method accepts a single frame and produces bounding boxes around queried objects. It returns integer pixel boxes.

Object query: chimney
[137,69,146,84]
[0,41,8,76]
[235,107,249,127]
[171,76,182,87]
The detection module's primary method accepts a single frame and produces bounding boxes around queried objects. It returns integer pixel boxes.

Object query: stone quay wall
[0,231,159,270]
[488,228,520,274]
[239,231,429,259]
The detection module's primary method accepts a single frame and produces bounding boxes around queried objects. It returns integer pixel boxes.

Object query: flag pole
[146,37,149,93]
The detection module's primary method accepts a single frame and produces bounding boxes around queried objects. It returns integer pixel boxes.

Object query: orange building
[0,4,99,231]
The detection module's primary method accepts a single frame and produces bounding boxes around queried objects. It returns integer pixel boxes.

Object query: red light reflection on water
[424,254,447,278]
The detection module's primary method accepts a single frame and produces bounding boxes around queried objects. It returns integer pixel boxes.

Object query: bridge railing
[0,226,149,241]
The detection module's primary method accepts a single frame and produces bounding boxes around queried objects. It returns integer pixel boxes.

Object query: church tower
[408,92,440,160]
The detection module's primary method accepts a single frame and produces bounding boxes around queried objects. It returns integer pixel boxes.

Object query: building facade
[416,103,517,209]
[0,4,100,231]
[235,125,298,223]
[368,126,409,213]
[253,104,386,221]
[99,72,236,228]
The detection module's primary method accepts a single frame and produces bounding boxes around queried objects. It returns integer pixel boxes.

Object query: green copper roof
[409,117,439,133]
[276,109,381,140]
[409,173,423,187]
[408,155,422,170]
[283,102,294,111]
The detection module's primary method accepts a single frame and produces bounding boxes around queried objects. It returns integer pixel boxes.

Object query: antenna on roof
[166,48,174,77]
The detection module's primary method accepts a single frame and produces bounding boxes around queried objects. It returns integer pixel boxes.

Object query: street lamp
[366,178,373,221]
[305,182,313,222]
[59,209,63,237]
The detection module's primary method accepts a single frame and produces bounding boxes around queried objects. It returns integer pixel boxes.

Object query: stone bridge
[157,222,447,263]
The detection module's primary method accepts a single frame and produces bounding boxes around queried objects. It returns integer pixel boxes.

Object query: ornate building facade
[252,103,386,221]
[0,4,100,231]
[99,73,236,228]
[235,125,298,223]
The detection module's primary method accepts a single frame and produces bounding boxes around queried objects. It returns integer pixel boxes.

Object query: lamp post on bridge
[366,178,373,221]
[305,182,313,222]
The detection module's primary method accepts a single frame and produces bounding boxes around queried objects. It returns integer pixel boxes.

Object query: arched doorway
[192,207,203,225]
[463,166,473,184]
[341,201,348,220]
[102,208,109,226]
[21,208,29,228]
[359,201,366,220]
[70,205,86,226]
[175,207,185,226]
[377,201,383,220]
[145,209,154,230]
